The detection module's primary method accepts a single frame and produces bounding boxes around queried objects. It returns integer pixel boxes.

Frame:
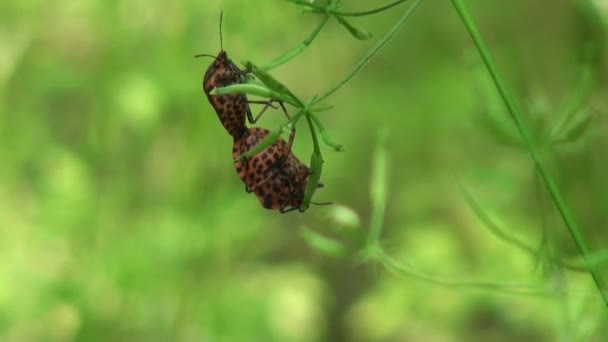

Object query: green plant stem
[314,0,424,104]
[450,0,608,306]
[462,186,588,272]
[305,111,321,154]
[337,0,410,17]
[367,128,388,247]
[285,0,410,17]
[262,14,330,71]
[300,107,324,210]
[380,252,578,297]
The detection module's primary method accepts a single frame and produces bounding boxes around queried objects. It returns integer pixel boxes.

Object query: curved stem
[305,111,321,154]
[462,187,590,272]
[262,14,330,71]
[380,252,585,297]
[285,0,410,17]
[314,0,424,104]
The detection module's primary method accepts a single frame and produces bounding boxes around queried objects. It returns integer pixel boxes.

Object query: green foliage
[1,0,608,341]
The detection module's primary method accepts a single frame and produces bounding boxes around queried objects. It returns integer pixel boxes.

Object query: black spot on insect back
[202,51,251,138]
[232,127,321,213]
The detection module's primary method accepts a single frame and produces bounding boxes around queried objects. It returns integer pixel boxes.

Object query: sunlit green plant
[212,0,420,211]
[215,0,608,313]
[453,0,608,307]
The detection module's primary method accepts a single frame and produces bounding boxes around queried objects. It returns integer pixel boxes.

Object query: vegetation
[1,0,607,340]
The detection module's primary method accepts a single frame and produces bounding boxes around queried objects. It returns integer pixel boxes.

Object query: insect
[232,126,323,213]
[196,13,275,138]
[195,13,329,212]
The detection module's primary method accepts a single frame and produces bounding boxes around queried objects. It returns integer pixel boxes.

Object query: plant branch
[314,0,424,104]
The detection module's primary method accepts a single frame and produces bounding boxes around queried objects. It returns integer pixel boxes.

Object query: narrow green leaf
[550,62,595,143]
[300,8,323,14]
[232,126,288,162]
[335,0,410,17]
[283,0,320,7]
[210,83,274,98]
[309,113,344,151]
[210,83,298,107]
[473,63,523,147]
[370,129,387,218]
[310,104,334,112]
[261,43,307,71]
[335,15,372,40]
[244,61,305,107]
[244,61,288,93]
[262,14,330,71]
[299,226,349,257]
[367,128,388,246]
[461,186,587,272]
[319,130,343,151]
[552,111,594,145]
[300,150,324,212]
[585,249,608,269]
[478,109,523,147]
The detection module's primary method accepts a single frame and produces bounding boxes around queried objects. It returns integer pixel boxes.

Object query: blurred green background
[2,0,608,341]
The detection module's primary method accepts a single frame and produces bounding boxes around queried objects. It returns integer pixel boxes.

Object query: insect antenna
[194,11,225,59]
[219,10,224,52]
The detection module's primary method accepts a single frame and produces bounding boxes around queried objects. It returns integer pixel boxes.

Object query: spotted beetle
[196,13,278,138]
[232,127,323,213]
[197,13,327,212]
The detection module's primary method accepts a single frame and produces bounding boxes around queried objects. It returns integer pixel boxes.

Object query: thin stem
[367,128,388,247]
[314,0,424,104]
[283,0,326,12]
[284,0,410,17]
[305,111,321,154]
[299,106,325,211]
[462,187,589,272]
[450,0,608,306]
[262,14,331,71]
[308,112,343,150]
[380,252,589,297]
[336,0,410,17]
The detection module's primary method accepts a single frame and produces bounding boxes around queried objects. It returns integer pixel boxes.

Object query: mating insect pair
[196,13,324,213]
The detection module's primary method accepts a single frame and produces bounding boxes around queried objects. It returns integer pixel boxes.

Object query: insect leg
[279,176,299,214]
[247,167,279,192]
[278,101,291,120]
[247,100,292,125]
[247,100,278,124]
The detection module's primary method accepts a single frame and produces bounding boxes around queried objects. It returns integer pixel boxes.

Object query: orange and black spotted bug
[230,99,323,212]
[196,12,275,138]
[196,13,328,212]
[232,126,325,213]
